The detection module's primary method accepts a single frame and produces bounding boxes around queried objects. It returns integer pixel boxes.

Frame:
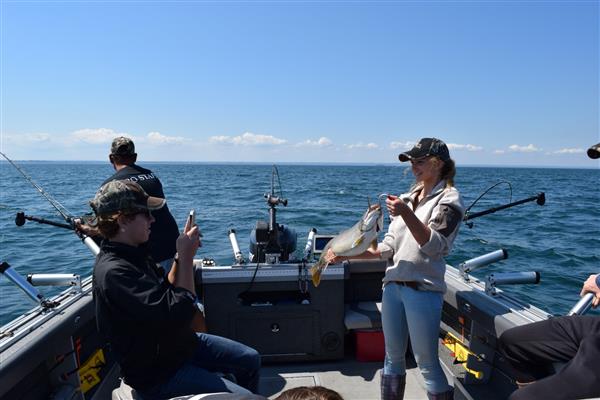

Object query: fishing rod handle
[83,236,100,256]
[303,228,317,260]
[567,293,595,316]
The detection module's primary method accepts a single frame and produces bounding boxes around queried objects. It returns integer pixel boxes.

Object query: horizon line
[0,159,598,170]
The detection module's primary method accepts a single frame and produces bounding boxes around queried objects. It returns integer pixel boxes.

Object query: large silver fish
[310,203,384,287]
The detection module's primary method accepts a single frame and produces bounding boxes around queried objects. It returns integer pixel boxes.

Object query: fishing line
[271,165,284,199]
[464,181,513,216]
[0,152,74,224]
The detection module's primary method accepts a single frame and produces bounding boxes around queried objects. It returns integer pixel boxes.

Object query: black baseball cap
[398,138,450,162]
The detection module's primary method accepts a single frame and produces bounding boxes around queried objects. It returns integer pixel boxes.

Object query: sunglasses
[410,156,433,166]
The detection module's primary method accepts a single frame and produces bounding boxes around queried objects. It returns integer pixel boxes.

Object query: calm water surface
[1,162,599,325]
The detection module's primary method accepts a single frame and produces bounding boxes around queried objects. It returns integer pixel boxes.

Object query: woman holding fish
[325,138,464,400]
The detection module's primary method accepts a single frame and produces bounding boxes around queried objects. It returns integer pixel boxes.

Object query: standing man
[104,136,180,270]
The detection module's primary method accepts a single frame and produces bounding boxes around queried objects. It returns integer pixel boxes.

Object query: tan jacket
[378,180,464,293]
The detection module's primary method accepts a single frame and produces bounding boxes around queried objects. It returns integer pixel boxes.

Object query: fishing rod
[463,192,545,222]
[0,151,99,255]
[1,151,73,224]
[462,180,545,228]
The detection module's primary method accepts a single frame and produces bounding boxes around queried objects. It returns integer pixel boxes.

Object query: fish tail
[309,259,330,287]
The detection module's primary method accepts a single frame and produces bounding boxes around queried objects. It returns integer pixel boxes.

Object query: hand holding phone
[187,209,203,237]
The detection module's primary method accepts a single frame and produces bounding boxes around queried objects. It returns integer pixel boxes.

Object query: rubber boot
[427,387,454,400]
[380,372,406,400]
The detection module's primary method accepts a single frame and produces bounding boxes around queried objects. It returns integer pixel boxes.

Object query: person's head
[274,386,344,400]
[588,143,600,159]
[90,180,164,244]
[109,136,137,166]
[398,137,456,187]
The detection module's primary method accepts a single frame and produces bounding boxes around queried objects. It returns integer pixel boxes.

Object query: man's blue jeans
[139,333,261,400]
[381,282,451,394]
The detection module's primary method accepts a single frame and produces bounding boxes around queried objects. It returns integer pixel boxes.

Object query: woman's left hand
[325,248,345,264]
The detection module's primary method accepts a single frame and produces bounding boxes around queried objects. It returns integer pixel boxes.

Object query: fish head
[361,203,383,232]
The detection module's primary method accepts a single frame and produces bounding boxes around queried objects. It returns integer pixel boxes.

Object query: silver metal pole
[567,293,595,316]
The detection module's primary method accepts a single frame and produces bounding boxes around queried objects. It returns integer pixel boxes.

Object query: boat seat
[344,301,382,330]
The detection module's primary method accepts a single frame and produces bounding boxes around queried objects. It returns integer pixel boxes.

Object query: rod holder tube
[303,228,317,260]
[567,293,595,316]
[27,273,80,287]
[228,229,244,264]
[461,249,508,274]
[486,271,540,295]
[0,262,44,304]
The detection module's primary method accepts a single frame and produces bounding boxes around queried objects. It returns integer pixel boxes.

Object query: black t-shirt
[93,241,198,389]
[102,164,179,262]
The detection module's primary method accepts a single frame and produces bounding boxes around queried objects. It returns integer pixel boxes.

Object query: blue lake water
[1,162,599,325]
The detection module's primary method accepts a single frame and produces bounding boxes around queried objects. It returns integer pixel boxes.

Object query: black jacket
[102,164,179,262]
[93,241,198,389]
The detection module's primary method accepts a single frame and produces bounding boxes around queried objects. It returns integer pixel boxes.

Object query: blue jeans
[139,333,261,400]
[381,282,451,394]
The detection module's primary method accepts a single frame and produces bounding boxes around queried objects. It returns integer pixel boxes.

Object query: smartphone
[188,209,203,237]
[188,209,196,227]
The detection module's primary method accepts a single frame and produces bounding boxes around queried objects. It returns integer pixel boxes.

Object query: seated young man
[90,180,261,400]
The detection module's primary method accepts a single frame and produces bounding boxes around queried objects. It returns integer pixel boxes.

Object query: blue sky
[1,1,598,167]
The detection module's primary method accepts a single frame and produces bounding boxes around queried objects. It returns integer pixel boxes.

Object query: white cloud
[553,148,584,154]
[447,143,483,152]
[345,142,379,150]
[146,131,185,145]
[389,141,414,150]
[209,132,286,146]
[508,144,540,153]
[71,128,131,144]
[3,133,52,144]
[493,149,505,154]
[295,137,333,147]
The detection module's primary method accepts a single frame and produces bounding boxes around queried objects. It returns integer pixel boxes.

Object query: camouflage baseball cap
[398,137,450,162]
[90,180,165,216]
[110,136,136,156]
